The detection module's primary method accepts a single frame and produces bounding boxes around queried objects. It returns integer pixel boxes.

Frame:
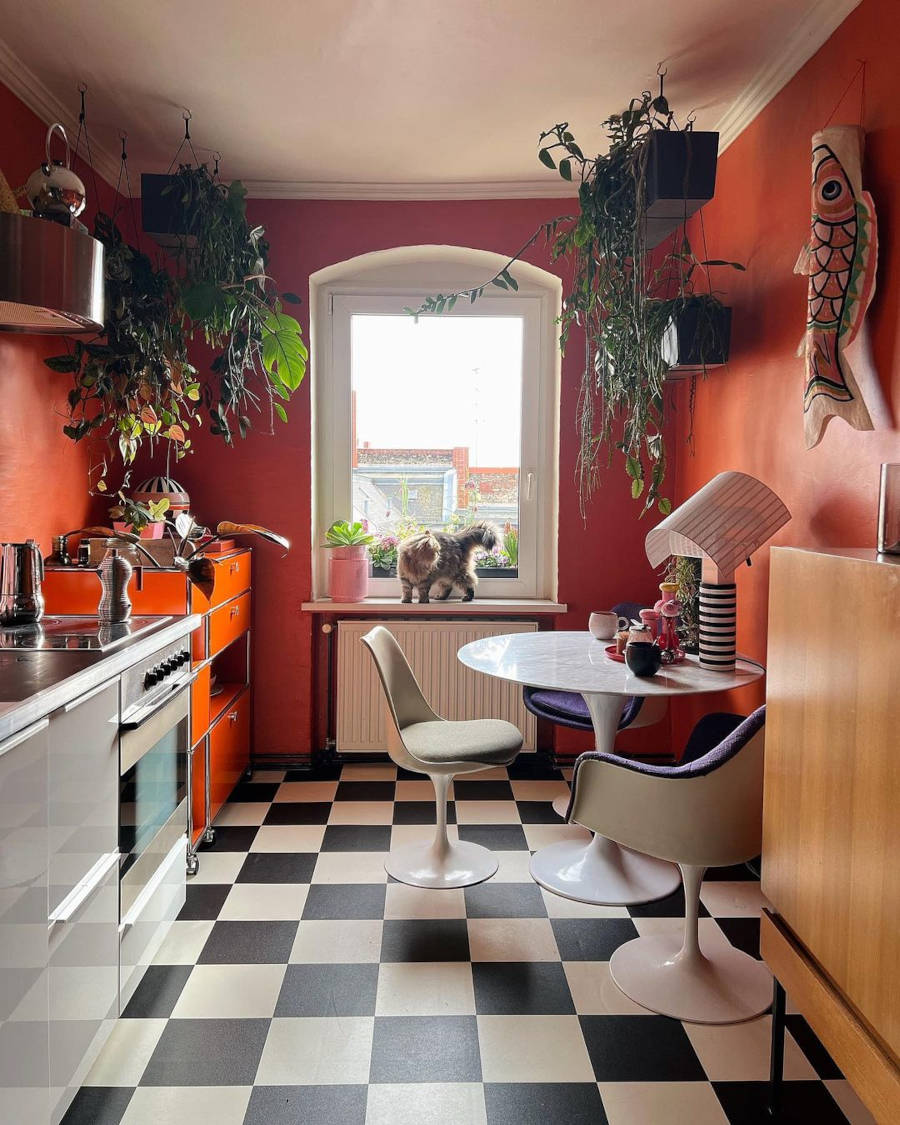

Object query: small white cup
[589,611,621,641]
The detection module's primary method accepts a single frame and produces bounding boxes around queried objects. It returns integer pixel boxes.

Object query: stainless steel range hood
[0,211,104,333]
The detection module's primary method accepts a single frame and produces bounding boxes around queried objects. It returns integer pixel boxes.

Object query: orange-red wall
[0,84,117,546]
[672,0,900,734]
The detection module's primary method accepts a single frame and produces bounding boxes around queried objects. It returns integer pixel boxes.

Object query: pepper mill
[97,548,133,624]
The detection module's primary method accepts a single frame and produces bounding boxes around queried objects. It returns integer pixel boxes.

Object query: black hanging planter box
[644,130,719,249]
[662,298,732,376]
[141,173,196,249]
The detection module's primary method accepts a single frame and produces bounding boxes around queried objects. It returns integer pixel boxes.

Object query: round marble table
[458,631,764,906]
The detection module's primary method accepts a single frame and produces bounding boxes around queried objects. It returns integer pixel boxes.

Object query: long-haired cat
[397,521,499,603]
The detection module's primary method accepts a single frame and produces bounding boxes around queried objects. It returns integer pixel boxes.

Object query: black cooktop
[0,616,168,652]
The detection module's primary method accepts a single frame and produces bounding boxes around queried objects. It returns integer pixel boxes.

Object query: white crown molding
[242,178,579,201]
[715,0,862,153]
[0,37,121,188]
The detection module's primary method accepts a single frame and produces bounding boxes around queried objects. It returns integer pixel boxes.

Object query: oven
[118,636,194,1007]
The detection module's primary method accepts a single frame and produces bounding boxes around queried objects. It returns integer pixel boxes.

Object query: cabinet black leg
[769,977,786,1116]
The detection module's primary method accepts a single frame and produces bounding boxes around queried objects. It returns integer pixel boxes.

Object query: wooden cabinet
[763,547,900,1123]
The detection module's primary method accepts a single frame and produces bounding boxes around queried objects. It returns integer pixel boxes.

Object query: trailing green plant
[108,491,169,531]
[502,522,519,567]
[323,520,375,548]
[46,164,307,488]
[408,87,741,516]
[664,554,700,653]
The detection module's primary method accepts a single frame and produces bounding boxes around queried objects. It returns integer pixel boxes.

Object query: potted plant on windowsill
[474,546,517,579]
[368,534,399,578]
[325,520,375,602]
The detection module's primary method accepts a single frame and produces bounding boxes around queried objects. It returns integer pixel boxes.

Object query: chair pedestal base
[385,840,499,889]
[529,834,681,906]
[610,933,773,1024]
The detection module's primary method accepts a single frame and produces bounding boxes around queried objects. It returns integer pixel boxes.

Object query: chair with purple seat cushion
[566,705,770,1024]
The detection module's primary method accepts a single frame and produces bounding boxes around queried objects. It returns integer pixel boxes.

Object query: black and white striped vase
[698,583,737,670]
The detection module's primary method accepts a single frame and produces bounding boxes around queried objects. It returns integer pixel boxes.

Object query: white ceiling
[0,0,857,198]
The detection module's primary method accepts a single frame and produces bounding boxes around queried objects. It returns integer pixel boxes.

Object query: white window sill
[301,598,567,615]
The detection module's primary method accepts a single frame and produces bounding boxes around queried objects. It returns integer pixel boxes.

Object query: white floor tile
[341,765,398,780]
[291,919,384,963]
[248,769,286,783]
[630,917,729,946]
[250,825,325,852]
[384,884,466,920]
[478,1014,595,1082]
[510,781,571,802]
[824,1079,877,1125]
[699,880,769,917]
[684,1016,818,1081]
[121,1086,252,1125]
[274,780,338,802]
[256,1016,374,1084]
[151,920,215,966]
[467,918,560,962]
[524,823,591,850]
[464,767,511,781]
[563,962,653,1015]
[171,964,286,1019]
[366,1083,487,1125]
[83,1019,166,1086]
[328,801,395,825]
[188,851,245,885]
[219,882,309,921]
[211,802,270,827]
[541,888,630,918]
[312,852,389,883]
[376,962,475,1016]
[395,780,449,801]
[491,851,535,883]
[599,1081,729,1125]
[454,801,521,825]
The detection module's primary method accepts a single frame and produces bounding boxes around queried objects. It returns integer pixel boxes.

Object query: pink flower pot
[328,545,369,602]
[113,521,166,540]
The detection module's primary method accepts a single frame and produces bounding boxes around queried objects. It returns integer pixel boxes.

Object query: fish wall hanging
[794,124,883,449]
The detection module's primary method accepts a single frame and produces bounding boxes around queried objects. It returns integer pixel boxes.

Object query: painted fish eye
[821,179,843,201]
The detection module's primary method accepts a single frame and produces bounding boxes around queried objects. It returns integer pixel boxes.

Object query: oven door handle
[120,671,198,731]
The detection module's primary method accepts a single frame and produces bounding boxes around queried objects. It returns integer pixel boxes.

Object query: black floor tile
[200,825,258,851]
[198,920,298,964]
[484,1082,607,1125]
[516,800,564,823]
[457,824,528,850]
[227,781,280,803]
[506,756,564,780]
[60,1086,134,1125]
[335,780,397,801]
[396,767,423,780]
[121,964,192,1018]
[369,1015,481,1082]
[140,1017,270,1086]
[302,883,387,920]
[786,1014,843,1079]
[464,881,547,918]
[627,885,710,919]
[275,963,379,1017]
[550,917,639,961]
[264,801,332,825]
[473,962,575,1014]
[453,779,514,801]
[177,883,231,921]
[704,860,760,881]
[321,825,392,851]
[392,800,456,824]
[716,916,761,960]
[284,763,342,781]
[381,919,470,962]
[713,1080,849,1124]
[236,852,317,883]
[579,1014,706,1081]
[244,1085,368,1125]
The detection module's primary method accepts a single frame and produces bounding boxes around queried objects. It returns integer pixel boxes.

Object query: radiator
[335,620,538,754]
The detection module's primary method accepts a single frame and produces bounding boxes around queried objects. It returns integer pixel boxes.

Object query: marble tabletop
[457,631,764,696]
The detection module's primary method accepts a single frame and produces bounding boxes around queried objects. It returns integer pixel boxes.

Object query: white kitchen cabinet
[0,718,50,1125]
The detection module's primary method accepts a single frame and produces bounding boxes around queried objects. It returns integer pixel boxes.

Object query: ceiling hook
[182,108,192,141]
[119,131,128,162]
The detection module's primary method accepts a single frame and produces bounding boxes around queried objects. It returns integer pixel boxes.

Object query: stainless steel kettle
[0,541,45,626]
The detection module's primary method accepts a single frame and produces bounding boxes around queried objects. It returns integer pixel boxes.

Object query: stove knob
[144,668,160,688]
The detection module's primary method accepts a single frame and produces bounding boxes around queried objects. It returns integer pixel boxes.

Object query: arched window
[310,246,561,601]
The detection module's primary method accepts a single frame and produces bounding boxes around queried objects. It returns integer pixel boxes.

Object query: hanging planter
[662,297,732,376]
[644,130,719,248]
[140,172,200,247]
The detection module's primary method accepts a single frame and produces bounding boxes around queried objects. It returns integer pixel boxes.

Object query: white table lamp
[645,472,791,670]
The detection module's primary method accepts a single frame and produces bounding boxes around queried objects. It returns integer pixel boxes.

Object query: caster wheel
[203,828,216,846]
[244,765,254,779]
[186,854,199,876]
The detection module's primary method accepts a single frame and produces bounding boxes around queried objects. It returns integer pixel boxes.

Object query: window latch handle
[526,471,535,501]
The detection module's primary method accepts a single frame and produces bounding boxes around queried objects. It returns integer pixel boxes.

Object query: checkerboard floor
[63,758,875,1125]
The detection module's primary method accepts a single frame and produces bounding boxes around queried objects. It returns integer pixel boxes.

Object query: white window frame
[310,247,560,602]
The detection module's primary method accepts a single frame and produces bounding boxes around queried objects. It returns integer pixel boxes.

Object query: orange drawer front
[209,690,250,821]
[208,591,251,657]
[190,736,207,846]
[209,551,252,608]
[44,568,190,615]
[191,663,211,746]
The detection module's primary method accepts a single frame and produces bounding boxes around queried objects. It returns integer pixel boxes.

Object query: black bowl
[625,641,663,677]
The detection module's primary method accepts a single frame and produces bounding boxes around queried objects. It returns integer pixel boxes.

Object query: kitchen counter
[0,614,201,741]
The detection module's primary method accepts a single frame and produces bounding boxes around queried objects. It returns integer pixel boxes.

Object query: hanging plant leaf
[261,310,308,391]
[538,148,556,169]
